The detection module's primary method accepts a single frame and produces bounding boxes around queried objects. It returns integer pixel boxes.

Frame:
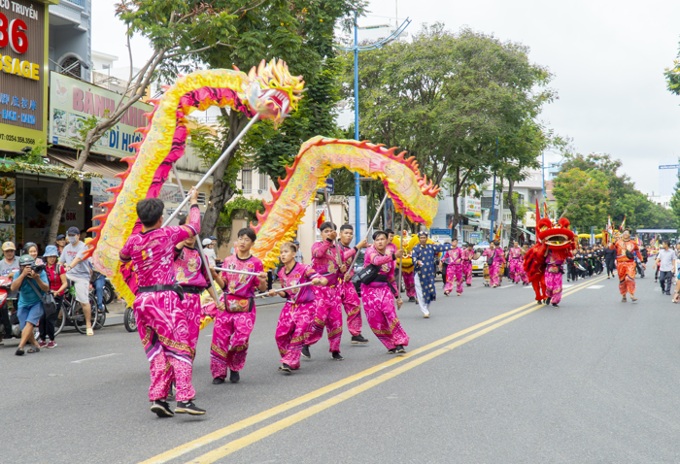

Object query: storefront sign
[465,197,481,217]
[49,72,153,158]
[0,0,49,154]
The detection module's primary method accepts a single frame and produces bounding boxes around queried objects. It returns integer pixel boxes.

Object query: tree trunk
[47,178,75,242]
[200,112,247,236]
[507,178,518,243]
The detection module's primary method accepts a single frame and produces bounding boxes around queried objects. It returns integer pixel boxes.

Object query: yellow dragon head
[245,59,305,126]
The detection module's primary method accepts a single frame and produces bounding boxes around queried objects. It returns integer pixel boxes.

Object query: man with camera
[10,254,49,355]
[59,226,94,335]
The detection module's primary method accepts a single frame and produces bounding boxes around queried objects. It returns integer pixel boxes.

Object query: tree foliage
[553,168,611,231]
[337,24,553,228]
[554,153,675,230]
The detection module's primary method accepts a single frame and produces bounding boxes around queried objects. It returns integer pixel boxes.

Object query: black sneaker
[279,363,292,374]
[351,334,369,344]
[408,297,416,302]
[212,377,225,385]
[331,351,344,361]
[150,400,174,418]
[551,303,559,308]
[395,345,406,354]
[175,400,206,415]
[387,348,397,354]
[301,345,311,359]
[545,297,551,306]
[229,370,240,383]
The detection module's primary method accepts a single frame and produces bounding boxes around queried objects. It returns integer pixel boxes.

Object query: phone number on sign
[0,133,35,144]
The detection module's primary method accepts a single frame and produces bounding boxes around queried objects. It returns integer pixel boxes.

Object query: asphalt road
[4,272,680,464]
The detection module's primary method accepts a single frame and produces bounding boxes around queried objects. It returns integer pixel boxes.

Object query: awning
[516,226,536,239]
[47,151,127,179]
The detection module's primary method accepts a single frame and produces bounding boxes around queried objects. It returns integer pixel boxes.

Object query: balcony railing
[63,0,85,7]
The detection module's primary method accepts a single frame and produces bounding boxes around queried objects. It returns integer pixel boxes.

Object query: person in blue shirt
[10,254,49,355]
[411,232,451,318]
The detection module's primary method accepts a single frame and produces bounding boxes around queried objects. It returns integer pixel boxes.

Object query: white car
[471,245,490,276]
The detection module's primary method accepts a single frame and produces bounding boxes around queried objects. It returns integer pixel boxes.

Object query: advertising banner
[0,0,49,154]
[49,72,152,158]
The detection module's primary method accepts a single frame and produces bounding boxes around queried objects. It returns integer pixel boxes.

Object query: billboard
[49,72,153,158]
[0,0,49,154]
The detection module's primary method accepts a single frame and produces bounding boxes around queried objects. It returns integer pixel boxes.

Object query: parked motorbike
[0,275,19,339]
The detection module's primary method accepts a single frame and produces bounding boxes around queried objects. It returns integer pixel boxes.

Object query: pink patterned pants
[545,271,563,304]
[210,306,256,379]
[305,285,342,352]
[183,293,202,358]
[489,263,502,287]
[361,284,409,350]
[134,291,196,402]
[509,259,522,283]
[339,281,363,336]
[403,271,416,298]
[462,262,472,285]
[275,301,315,369]
[444,264,463,294]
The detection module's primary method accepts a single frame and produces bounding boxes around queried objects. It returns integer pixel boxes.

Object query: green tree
[47,0,239,242]
[191,0,363,234]
[553,168,610,231]
[339,25,553,227]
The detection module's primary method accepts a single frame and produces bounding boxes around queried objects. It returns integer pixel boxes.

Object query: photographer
[10,254,49,355]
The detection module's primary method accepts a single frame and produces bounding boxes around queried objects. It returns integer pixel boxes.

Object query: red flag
[316,209,326,229]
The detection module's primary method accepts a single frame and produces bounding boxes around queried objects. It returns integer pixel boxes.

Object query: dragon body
[250,137,439,270]
[87,65,440,307]
[88,61,304,305]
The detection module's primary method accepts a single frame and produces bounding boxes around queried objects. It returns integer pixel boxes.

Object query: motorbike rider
[0,241,18,344]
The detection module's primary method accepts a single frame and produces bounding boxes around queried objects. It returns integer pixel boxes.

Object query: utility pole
[340,12,411,245]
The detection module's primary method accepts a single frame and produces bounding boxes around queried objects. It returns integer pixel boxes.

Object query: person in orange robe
[609,230,644,302]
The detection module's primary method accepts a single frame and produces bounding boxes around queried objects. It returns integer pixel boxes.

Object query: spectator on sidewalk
[59,227,94,336]
[656,241,676,296]
[11,254,49,355]
[39,245,67,349]
[0,241,18,343]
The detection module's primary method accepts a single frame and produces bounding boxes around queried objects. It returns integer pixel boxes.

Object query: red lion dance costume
[523,203,576,305]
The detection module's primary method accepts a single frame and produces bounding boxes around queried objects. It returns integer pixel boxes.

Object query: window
[241,169,252,194]
[259,171,268,192]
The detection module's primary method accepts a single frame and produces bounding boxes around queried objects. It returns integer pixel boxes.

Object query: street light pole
[341,13,411,245]
[489,138,498,242]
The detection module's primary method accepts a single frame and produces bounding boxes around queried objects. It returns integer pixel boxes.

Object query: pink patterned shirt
[462,248,474,262]
[509,246,522,260]
[219,254,263,299]
[445,247,463,265]
[120,206,200,288]
[363,245,396,288]
[174,246,208,288]
[312,240,342,286]
[277,262,321,304]
[339,243,358,279]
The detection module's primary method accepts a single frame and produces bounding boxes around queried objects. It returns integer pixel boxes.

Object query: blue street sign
[658,164,680,169]
[325,178,334,194]
[430,228,452,236]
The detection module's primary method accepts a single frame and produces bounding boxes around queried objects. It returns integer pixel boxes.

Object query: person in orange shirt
[609,230,644,302]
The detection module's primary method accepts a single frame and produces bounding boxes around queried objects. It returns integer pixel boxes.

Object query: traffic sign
[430,228,452,237]
[325,178,334,194]
[658,164,680,169]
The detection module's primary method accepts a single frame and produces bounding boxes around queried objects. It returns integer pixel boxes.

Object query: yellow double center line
[143,275,606,464]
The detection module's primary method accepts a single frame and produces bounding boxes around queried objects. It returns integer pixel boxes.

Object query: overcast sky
[92,1,680,197]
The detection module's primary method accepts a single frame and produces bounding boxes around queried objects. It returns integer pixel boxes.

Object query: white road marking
[71,353,121,364]
[587,285,604,289]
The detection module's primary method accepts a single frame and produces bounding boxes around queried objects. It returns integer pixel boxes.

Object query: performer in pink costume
[443,238,464,296]
[303,221,348,361]
[519,244,530,285]
[210,228,267,384]
[462,243,474,287]
[271,242,328,373]
[119,188,205,417]
[338,224,369,344]
[544,249,566,306]
[508,241,523,284]
[483,241,505,288]
[402,266,417,300]
[361,230,408,353]
[174,219,222,357]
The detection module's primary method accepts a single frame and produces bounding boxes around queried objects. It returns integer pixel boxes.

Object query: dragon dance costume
[361,246,409,350]
[443,246,464,295]
[306,239,347,353]
[210,254,263,380]
[119,205,201,403]
[275,263,322,370]
[610,237,642,300]
[338,243,363,338]
[174,243,210,358]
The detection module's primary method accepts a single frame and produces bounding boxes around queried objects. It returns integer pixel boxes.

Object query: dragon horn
[535,199,540,219]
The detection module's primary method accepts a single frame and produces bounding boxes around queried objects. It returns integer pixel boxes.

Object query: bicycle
[54,283,106,336]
